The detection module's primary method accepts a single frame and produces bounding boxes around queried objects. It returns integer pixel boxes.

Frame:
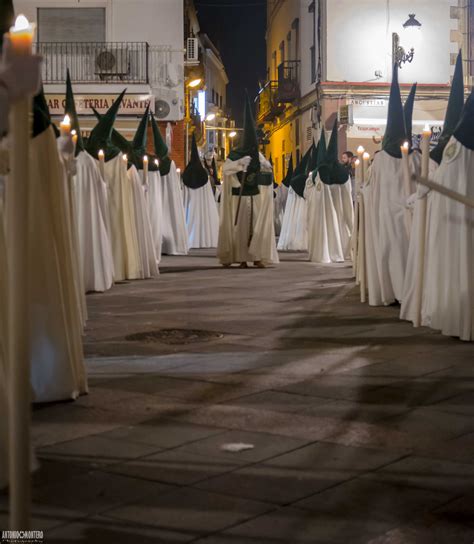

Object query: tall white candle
[142,155,149,187]
[7,13,35,531]
[352,158,361,279]
[362,152,370,184]
[98,149,105,179]
[60,114,71,137]
[413,124,431,327]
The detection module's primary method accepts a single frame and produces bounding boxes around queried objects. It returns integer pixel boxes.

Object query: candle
[122,154,128,163]
[71,129,78,146]
[98,149,105,179]
[421,124,431,179]
[413,124,431,327]
[362,152,370,184]
[176,168,181,174]
[352,158,362,278]
[142,155,149,186]
[7,13,36,531]
[401,141,412,197]
[60,114,71,137]
[154,159,159,167]
[9,14,34,55]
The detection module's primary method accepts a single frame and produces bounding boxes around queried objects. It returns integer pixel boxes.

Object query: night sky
[194,0,267,126]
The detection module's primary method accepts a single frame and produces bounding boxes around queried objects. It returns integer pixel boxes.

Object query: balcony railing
[36,42,149,84]
[256,60,300,123]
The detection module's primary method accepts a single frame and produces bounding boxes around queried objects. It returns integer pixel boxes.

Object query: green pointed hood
[86,89,126,161]
[0,0,14,53]
[312,128,328,182]
[308,139,319,172]
[431,51,465,164]
[403,83,417,145]
[132,105,149,153]
[290,144,312,198]
[182,132,208,189]
[282,155,293,187]
[382,64,406,159]
[91,106,132,159]
[318,119,349,185]
[65,69,84,154]
[453,89,474,151]
[32,86,52,138]
[150,114,171,176]
[228,91,261,196]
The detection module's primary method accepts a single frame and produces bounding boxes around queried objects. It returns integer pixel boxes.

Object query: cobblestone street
[3,250,473,543]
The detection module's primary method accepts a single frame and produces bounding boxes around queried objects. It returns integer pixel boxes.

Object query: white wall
[14,0,183,49]
[325,0,457,85]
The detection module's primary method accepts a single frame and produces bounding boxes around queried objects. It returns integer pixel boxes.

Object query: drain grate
[125,328,224,345]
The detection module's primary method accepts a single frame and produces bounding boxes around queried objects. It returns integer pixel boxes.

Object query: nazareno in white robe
[73,151,114,292]
[330,179,354,260]
[402,138,473,341]
[160,161,189,255]
[183,177,219,248]
[306,174,344,264]
[365,150,418,305]
[29,127,87,403]
[273,182,288,237]
[277,186,308,251]
[128,165,159,278]
[217,153,279,265]
[400,158,439,323]
[147,170,163,263]
[104,153,142,281]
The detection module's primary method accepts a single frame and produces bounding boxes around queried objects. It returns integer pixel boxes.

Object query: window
[281,154,286,176]
[310,45,316,83]
[272,51,277,80]
[219,94,223,108]
[274,157,279,180]
[295,118,300,146]
[296,148,300,165]
[282,139,286,153]
[38,8,105,42]
[287,31,292,60]
[279,41,285,65]
[212,89,215,103]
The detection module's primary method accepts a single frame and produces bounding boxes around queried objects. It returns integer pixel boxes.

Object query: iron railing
[36,42,149,84]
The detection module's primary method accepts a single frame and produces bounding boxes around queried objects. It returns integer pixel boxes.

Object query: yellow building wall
[266,119,295,185]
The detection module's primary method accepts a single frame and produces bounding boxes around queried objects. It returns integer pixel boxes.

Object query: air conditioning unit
[153,88,182,121]
[95,49,130,78]
[186,38,199,62]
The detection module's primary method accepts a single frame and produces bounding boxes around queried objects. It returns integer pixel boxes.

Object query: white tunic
[277,187,308,251]
[183,179,219,248]
[73,151,114,292]
[28,127,87,403]
[147,170,163,263]
[306,174,344,263]
[217,154,279,265]
[128,166,159,278]
[273,183,288,237]
[160,161,189,255]
[422,138,473,340]
[365,150,417,305]
[104,153,142,281]
[0,182,8,486]
[330,180,354,260]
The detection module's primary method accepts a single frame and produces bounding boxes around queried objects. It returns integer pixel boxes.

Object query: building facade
[16,0,187,166]
[184,0,234,172]
[260,0,472,182]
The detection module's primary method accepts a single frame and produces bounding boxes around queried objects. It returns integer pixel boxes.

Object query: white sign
[45,94,154,116]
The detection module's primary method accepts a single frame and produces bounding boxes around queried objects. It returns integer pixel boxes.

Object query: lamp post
[392,14,421,68]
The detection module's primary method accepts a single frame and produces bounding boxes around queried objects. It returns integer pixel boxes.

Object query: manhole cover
[125,328,224,345]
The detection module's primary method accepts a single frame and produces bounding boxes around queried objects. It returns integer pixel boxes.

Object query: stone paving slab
[14,251,473,543]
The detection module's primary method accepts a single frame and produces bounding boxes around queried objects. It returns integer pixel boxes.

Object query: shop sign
[45,94,154,115]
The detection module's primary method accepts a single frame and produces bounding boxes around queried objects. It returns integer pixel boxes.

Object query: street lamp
[393,14,421,68]
[229,130,237,138]
[206,113,216,122]
[188,78,202,88]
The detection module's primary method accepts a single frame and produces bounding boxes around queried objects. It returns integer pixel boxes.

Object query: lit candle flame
[176,168,181,174]
[403,141,410,150]
[154,159,159,166]
[423,124,431,134]
[123,154,128,162]
[62,114,70,126]
[12,14,30,32]
[143,155,148,162]
[98,149,104,159]
[363,152,370,160]
[355,159,360,166]
[357,145,365,154]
